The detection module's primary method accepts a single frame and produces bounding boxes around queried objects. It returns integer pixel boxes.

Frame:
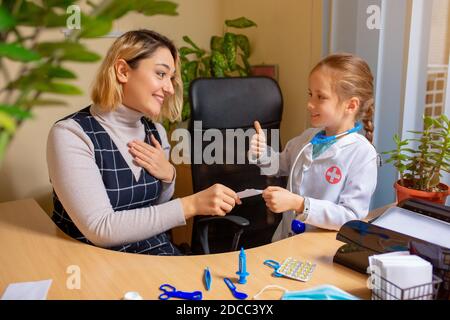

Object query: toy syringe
[236,247,250,284]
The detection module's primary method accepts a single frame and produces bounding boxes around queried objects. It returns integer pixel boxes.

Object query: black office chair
[188,77,285,254]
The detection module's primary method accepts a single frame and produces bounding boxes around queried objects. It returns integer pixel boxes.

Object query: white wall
[373,0,413,208]
[428,0,450,65]
[330,0,381,93]
[330,0,358,53]
[402,0,433,138]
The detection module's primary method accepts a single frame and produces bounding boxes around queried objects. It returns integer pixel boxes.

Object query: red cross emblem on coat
[325,166,342,184]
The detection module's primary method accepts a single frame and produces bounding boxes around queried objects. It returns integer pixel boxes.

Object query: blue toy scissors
[263,259,283,277]
[158,284,202,300]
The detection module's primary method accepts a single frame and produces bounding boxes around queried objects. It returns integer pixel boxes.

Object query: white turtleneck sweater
[47,104,186,248]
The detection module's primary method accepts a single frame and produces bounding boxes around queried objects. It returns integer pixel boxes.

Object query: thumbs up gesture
[250,121,267,159]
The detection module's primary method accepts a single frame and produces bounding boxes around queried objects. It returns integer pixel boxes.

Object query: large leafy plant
[0,0,178,165]
[383,114,450,192]
[169,17,257,129]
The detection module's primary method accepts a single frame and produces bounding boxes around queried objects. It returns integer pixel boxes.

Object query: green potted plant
[0,0,178,165]
[383,114,450,204]
[162,16,257,131]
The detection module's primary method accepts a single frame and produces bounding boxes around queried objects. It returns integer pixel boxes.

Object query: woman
[47,30,241,255]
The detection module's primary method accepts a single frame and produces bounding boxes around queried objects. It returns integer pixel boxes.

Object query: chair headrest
[189,77,283,129]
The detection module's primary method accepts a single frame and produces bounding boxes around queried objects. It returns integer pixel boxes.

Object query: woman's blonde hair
[311,53,375,143]
[91,29,183,122]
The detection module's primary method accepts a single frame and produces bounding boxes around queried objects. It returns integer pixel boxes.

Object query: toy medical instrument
[236,247,250,284]
[204,267,212,291]
[263,259,283,277]
[158,284,202,300]
[224,278,248,300]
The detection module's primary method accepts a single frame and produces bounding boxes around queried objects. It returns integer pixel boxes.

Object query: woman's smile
[153,93,164,106]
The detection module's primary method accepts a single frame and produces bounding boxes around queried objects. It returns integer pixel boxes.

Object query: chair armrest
[197,215,250,227]
[196,216,250,254]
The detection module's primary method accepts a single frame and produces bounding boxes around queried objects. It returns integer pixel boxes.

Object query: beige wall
[220,0,322,143]
[0,0,322,211]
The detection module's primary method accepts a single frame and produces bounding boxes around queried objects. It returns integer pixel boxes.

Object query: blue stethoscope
[290,122,363,235]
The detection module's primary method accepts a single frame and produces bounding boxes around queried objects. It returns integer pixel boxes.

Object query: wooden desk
[0,199,388,300]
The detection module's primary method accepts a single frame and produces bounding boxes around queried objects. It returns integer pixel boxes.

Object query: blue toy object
[224,278,248,300]
[310,122,363,145]
[263,259,283,277]
[291,219,306,234]
[204,267,212,291]
[236,247,250,284]
[158,284,202,300]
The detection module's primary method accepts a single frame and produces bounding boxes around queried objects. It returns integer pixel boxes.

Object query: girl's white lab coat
[259,128,378,242]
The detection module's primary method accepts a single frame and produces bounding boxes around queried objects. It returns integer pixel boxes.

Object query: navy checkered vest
[51,106,179,255]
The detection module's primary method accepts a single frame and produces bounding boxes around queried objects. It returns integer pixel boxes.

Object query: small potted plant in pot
[383,114,450,204]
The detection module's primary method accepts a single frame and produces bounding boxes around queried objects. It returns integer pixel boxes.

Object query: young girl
[250,53,378,241]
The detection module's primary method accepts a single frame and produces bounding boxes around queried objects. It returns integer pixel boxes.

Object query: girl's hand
[181,184,242,219]
[128,135,175,182]
[250,121,267,159]
[262,186,304,213]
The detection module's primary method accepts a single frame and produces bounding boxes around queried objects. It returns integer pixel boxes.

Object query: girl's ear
[115,59,129,84]
[345,97,360,115]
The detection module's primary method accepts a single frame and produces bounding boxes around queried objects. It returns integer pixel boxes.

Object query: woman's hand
[181,184,242,219]
[262,186,304,213]
[128,135,175,182]
[250,121,267,159]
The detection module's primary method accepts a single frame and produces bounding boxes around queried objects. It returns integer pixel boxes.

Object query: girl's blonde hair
[91,29,183,122]
[311,53,375,143]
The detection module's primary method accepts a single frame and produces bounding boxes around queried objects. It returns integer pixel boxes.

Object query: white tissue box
[369,252,434,300]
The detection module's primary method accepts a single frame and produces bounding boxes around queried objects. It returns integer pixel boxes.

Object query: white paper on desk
[372,207,450,248]
[1,279,52,300]
[237,189,263,199]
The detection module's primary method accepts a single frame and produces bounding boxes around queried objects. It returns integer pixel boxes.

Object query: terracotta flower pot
[394,180,450,204]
